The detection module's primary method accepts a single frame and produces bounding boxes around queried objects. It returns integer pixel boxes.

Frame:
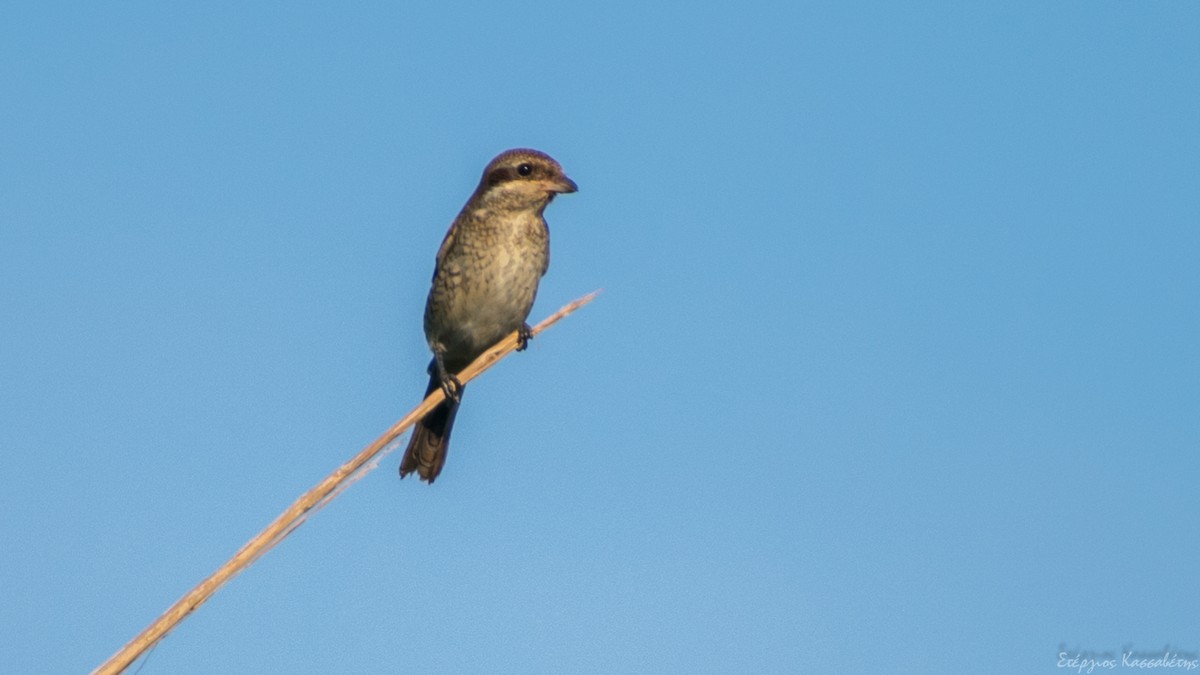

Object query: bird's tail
[400,373,463,484]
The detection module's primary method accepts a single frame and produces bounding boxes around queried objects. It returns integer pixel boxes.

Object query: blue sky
[2,2,1198,673]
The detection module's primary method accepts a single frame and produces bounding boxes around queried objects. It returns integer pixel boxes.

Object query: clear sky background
[2,2,1198,673]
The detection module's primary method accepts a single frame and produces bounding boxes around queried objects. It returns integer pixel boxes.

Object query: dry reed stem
[93,290,600,675]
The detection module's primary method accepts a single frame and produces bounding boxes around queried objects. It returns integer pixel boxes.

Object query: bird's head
[474,148,577,210]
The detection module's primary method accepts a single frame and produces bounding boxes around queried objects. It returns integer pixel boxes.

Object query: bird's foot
[433,351,463,403]
[438,373,463,403]
[516,323,534,352]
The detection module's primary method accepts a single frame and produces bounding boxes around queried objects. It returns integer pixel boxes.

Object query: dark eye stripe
[487,167,517,186]
[487,162,544,186]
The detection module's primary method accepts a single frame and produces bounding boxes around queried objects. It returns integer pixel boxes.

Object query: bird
[399,148,577,483]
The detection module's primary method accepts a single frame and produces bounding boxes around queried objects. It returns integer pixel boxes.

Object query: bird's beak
[551,176,578,194]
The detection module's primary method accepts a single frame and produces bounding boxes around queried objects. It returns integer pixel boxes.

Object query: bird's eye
[517,163,533,176]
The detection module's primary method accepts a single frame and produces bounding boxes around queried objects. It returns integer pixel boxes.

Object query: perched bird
[400,149,577,483]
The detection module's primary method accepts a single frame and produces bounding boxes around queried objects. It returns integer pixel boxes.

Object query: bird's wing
[432,220,459,282]
[541,219,550,277]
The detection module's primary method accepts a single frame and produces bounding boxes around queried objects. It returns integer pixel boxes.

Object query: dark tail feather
[399,374,463,484]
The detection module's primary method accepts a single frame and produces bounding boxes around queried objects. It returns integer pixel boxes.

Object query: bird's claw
[438,373,463,403]
[516,323,534,352]
[432,349,463,403]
